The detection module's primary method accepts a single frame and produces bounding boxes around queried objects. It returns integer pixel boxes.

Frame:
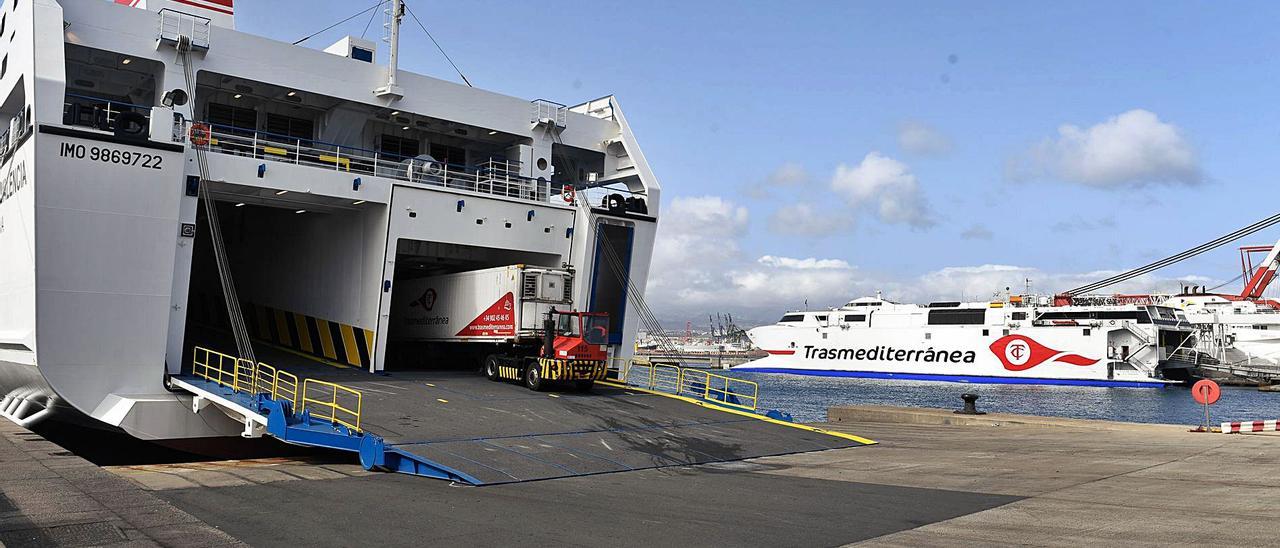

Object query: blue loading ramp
[175,347,872,486]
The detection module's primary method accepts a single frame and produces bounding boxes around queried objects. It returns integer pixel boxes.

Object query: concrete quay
[0,420,242,547]
[0,406,1275,547]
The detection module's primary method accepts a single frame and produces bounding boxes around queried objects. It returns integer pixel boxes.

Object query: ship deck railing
[199,122,554,204]
[58,92,649,209]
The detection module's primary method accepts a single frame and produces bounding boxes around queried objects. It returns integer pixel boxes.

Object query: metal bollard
[954,393,986,415]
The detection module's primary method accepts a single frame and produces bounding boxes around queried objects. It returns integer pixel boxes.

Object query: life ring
[189,123,211,146]
[561,184,575,203]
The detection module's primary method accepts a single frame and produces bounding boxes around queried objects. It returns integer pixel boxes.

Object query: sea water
[721,370,1279,426]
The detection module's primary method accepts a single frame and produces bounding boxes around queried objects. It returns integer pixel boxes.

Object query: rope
[292,0,387,46]
[1065,213,1280,295]
[179,50,256,366]
[574,197,689,368]
[361,0,386,39]
[1206,271,1246,293]
[403,2,473,87]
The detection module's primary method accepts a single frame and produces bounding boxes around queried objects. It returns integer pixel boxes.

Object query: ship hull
[738,321,1170,387]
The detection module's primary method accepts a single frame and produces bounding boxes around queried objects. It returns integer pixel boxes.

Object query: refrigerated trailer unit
[389,265,610,390]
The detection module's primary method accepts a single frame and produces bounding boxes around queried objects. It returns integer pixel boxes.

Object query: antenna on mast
[374,0,405,99]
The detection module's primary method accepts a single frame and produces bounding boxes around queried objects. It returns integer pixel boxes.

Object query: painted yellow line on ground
[425,383,435,387]
[548,394,560,398]
[597,380,877,445]
[437,398,448,403]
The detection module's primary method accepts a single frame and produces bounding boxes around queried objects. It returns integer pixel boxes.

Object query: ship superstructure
[0,0,661,439]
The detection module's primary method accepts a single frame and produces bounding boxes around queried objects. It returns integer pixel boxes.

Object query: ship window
[1083,328,1091,336]
[207,102,256,132]
[927,309,986,325]
[1011,312,1027,321]
[265,113,314,140]
[779,314,805,323]
[351,47,374,63]
[378,134,419,160]
[982,329,989,336]
[843,314,866,322]
[814,315,827,322]
[430,143,466,166]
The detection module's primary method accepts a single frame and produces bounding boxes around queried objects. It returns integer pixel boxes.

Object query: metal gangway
[1194,359,1280,383]
[170,347,478,482]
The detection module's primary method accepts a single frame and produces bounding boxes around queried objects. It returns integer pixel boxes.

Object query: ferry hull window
[430,143,466,166]
[265,113,315,140]
[351,47,374,63]
[779,314,805,323]
[208,102,256,133]
[843,314,866,322]
[378,134,420,159]
[927,309,986,325]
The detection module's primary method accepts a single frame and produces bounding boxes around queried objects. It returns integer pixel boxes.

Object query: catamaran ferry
[737,296,1198,387]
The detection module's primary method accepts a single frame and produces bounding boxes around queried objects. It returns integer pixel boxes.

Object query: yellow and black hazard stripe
[241,303,376,369]
[538,358,608,381]
[497,365,522,381]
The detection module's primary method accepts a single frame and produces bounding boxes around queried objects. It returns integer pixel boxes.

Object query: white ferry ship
[738,296,1198,387]
[0,0,660,440]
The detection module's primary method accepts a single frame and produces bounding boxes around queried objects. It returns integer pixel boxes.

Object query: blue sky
[238,1,1280,322]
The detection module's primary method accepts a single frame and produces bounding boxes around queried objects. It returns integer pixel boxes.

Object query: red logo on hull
[989,335,1098,371]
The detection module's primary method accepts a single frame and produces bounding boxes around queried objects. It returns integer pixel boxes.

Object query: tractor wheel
[525,362,546,391]
[484,355,500,381]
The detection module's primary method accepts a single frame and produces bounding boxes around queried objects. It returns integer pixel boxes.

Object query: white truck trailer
[389,265,610,390]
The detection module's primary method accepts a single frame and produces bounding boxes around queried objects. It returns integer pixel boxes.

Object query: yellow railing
[606,357,760,411]
[193,347,243,390]
[274,370,299,409]
[190,346,359,431]
[680,369,759,412]
[301,379,363,432]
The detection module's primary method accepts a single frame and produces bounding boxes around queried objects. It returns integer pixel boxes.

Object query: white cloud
[757,256,852,270]
[766,162,808,186]
[766,203,854,237]
[897,120,952,155]
[645,196,1215,326]
[1008,109,1201,187]
[959,224,993,240]
[648,196,751,310]
[742,162,809,199]
[830,152,934,228]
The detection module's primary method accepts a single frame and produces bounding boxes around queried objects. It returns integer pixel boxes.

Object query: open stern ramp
[174,347,873,485]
